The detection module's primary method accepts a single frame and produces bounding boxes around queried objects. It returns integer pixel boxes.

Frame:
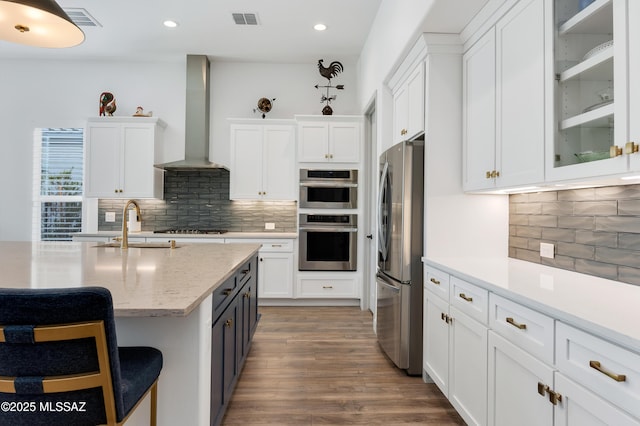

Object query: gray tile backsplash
[98,170,297,233]
[509,184,640,286]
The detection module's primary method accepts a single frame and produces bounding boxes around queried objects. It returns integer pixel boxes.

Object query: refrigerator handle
[377,161,389,260]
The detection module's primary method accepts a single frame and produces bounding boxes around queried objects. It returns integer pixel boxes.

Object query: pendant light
[0,0,84,48]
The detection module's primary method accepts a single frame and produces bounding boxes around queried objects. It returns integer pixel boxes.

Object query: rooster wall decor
[315,59,345,115]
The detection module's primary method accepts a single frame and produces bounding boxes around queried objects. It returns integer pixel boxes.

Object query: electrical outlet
[540,242,555,259]
[105,212,116,223]
[265,223,275,230]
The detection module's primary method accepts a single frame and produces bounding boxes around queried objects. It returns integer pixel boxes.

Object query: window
[32,128,84,241]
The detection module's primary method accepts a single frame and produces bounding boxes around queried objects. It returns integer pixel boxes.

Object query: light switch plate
[265,222,275,230]
[540,242,555,259]
[105,212,116,223]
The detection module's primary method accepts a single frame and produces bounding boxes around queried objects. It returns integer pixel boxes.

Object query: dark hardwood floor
[222,306,465,425]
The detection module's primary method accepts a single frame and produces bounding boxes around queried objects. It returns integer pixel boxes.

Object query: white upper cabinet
[463,0,548,191]
[463,28,497,191]
[548,0,634,181]
[392,62,425,143]
[626,0,640,172]
[85,117,165,199]
[296,116,362,164]
[229,120,296,200]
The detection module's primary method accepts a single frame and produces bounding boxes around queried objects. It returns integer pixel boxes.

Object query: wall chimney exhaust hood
[156,54,227,170]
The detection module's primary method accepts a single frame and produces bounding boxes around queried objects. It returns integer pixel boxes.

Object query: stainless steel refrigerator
[376,138,424,375]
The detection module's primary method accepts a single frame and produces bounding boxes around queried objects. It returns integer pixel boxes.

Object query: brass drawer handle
[429,278,441,286]
[223,288,234,296]
[459,293,473,302]
[506,317,527,330]
[589,360,627,382]
[225,319,233,328]
[322,285,333,289]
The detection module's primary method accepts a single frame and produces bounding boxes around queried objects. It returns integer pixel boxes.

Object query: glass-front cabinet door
[549,0,631,181]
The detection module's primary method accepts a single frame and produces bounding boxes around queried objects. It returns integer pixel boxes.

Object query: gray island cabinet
[0,241,260,426]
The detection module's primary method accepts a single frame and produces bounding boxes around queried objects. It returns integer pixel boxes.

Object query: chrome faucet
[121,200,141,249]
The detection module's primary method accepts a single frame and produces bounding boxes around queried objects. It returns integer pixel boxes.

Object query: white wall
[209,60,358,167]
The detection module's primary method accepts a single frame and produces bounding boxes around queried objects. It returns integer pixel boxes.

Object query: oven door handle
[299,182,358,188]
[299,227,358,233]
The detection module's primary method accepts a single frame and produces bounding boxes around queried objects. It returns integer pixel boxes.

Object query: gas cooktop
[153,229,228,235]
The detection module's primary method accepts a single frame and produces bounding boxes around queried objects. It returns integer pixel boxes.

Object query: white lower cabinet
[258,251,294,298]
[554,372,640,426]
[224,239,294,300]
[425,264,640,426]
[488,330,554,426]
[423,267,488,426]
[555,321,640,424]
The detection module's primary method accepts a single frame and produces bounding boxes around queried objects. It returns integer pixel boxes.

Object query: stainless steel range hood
[156,55,227,170]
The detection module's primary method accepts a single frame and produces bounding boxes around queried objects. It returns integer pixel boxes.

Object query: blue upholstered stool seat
[0,287,163,425]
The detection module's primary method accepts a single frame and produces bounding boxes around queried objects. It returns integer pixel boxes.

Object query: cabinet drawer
[236,258,254,286]
[212,275,238,320]
[225,238,293,252]
[424,266,450,301]
[489,293,554,364]
[449,276,488,325]
[258,239,293,252]
[298,278,358,298]
[556,322,640,419]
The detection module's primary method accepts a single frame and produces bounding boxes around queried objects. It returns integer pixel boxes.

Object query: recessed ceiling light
[163,20,178,28]
[314,23,327,31]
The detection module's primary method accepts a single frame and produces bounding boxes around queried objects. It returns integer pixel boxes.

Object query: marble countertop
[0,241,261,318]
[424,256,640,354]
[76,231,297,240]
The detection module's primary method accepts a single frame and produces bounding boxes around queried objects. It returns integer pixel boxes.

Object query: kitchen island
[0,241,261,426]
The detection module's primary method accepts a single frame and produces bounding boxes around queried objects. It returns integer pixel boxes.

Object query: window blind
[33,129,84,241]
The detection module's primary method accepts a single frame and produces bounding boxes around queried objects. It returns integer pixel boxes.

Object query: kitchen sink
[92,241,180,249]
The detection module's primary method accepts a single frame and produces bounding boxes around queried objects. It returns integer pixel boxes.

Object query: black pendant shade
[0,0,84,48]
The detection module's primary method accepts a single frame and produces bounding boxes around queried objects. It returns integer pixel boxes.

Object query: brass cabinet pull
[625,142,639,155]
[490,170,500,178]
[486,171,492,179]
[537,382,561,405]
[244,292,251,299]
[440,312,452,324]
[459,293,473,302]
[271,244,283,247]
[537,382,548,396]
[547,389,562,405]
[441,312,447,321]
[429,278,441,286]
[610,145,623,157]
[589,360,627,382]
[322,285,333,289]
[223,288,234,296]
[506,317,527,330]
[225,318,233,328]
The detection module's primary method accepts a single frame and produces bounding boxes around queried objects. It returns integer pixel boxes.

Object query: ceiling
[0,0,488,63]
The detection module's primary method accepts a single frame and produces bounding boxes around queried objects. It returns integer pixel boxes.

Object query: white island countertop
[0,241,260,317]
[424,256,640,354]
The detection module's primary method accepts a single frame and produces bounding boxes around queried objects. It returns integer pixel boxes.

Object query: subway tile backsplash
[98,170,297,233]
[509,184,640,286]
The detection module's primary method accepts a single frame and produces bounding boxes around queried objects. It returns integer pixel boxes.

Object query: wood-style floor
[222,306,465,425]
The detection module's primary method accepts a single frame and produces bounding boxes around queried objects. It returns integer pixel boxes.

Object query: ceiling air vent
[63,8,102,27]
[232,13,259,25]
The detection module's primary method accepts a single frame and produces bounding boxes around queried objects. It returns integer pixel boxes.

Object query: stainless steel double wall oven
[298,169,358,272]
